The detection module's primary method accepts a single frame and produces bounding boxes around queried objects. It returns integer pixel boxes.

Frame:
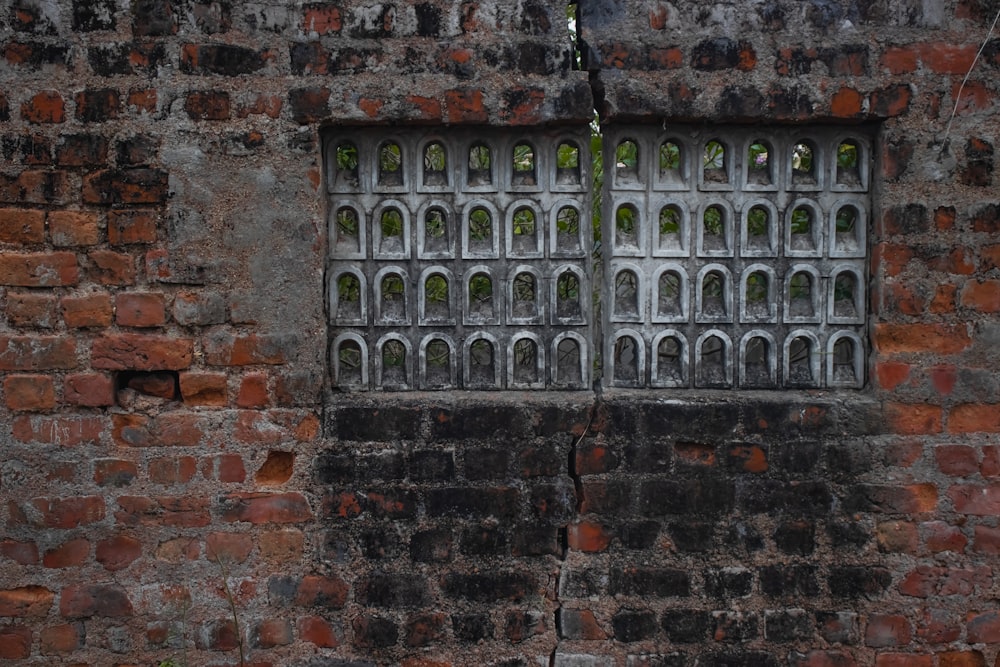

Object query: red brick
[949,404,1000,433]
[899,565,989,598]
[918,43,978,74]
[112,413,205,447]
[115,495,211,528]
[303,3,342,33]
[0,252,78,287]
[880,46,919,74]
[567,521,612,553]
[961,280,1000,313]
[1,539,39,565]
[950,484,1000,515]
[0,335,77,370]
[0,170,71,205]
[967,611,1000,643]
[96,534,142,571]
[12,415,104,446]
[180,371,228,406]
[40,623,83,654]
[952,80,993,115]
[875,362,910,391]
[116,292,166,327]
[981,446,1000,477]
[358,97,384,118]
[0,625,32,659]
[92,333,193,370]
[75,88,121,122]
[831,87,864,117]
[935,445,978,475]
[234,410,319,443]
[973,525,1000,554]
[128,87,157,113]
[877,521,919,553]
[289,86,330,123]
[253,618,293,648]
[885,403,942,435]
[790,650,857,666]
[62,293,113,328]
[237,94,283,119]
[0,586,55,617]
[294,574,348,607]
[938,651,986,667]
[93,459,138,487]
[203,453,247,483]
[445,88,488,123]
[59,583,133,618]
[237,372,269,408]
[64,372,115,407]
[220,492,314,524]
[874,324,971,354]
[155,537,200,561]
[6,292,57,328]
[916,607,961,644]
[298,615,339,647]
[205,532,254,563]
[928,364,957,395]
[923,521,968,553]
[184,90,230,120]
[929,284,958,313]
[4,374,55,411]
[21,90,65,123]
[43,538,90,568]
[204,333,287,366]
[870,84,912,116]
[108,209,158,244]
[49,211,99,246]
[82,169,169,206]
[88,249,136,285]
[149,456,198,484]
[872,243,914,277]
[865,614,911,647]
[22,496,105,528]
[935,206,956,230]
[405,95,443,121]
[874,655,932,667]
[0,207,45,243]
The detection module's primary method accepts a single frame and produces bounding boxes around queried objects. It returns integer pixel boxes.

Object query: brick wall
[1,0,999,665]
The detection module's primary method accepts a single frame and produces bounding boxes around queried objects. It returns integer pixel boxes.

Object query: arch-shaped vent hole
[380,274,405,319]
[513,338,539,384]
[468,273,493,318]
[837,140,861,185]
[468,144,492,185]
[468,207,492,250]
[834,273,858,318]
[616,140,638,180]
[614,270,639,317]
[788,337,813,383]
[337,339,363,385]
[745,272,769,317]
[835,206,859,251]
[334,207,360,252]
[336,274,362,320]
[557,338,582,384]
[746,206,769,250]
[512,143,536,186]
[744,336,770,386]
[614,335,639,384]
[789,273,813,317]
[469,339,495,385]
[659,206,682,249]
[556,206,581,252]
[703,140,727,183]
[790,207,814,250]
[616,204,639,247]
[657,271,682,317]
[424,142,447,185]
[699,335,726,385]
[424,274,449,319]
[335,143,359,188]
[424,208,448,252]
[556,272,581,319]
[657,336,682,382]
[382,340,406,385]
[747,140,771,184]
[701,271,725,317]
[703,206,726,251]
[792,141,816,184]
[556,142,581,184]
[511,207,536,251]
[379,208,404,253]
[425,339,451,385]
[512,272,537,318]
[660,141,681,179]
[379,142,403,185]
[833,337,857,383]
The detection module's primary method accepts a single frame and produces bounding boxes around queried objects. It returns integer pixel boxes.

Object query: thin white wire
[943,6,1000,144]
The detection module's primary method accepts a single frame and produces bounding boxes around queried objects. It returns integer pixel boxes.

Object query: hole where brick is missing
[116,370,180,401]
